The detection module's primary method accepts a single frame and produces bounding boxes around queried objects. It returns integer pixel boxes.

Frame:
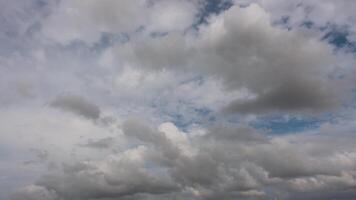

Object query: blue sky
[2,0,356,200]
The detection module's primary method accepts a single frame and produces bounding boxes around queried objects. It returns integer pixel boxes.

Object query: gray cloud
[223,80,338,114]
[204,123,267,143]
[114,3,340,113]
[81,137,115,149]
[3,1,356,200]
[11,185,59,200]
[41,0,199,44]
[49,95,101,120]
[237,0,356,42]
[12,119,356,200]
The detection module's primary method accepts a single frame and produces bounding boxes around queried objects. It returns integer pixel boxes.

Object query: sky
[1,0,356,199]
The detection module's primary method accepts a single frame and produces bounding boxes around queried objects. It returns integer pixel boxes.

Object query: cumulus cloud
[11,185,59,200]
[3,0,356,200]
[114,3,339,113]
[11,118,356,200]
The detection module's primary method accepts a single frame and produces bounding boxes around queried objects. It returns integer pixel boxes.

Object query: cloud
[123,118,182,163]
[223,79,337,113]
[34,157,178,200]
[114,3,339,113]
[11,185,59,200]
[204,123,266,143]
[49,95,101,120]
[11,118,356,200]
[41,0,199,44]
[237,0,356,42]
[2,1,356,200]
[81,137,115,149]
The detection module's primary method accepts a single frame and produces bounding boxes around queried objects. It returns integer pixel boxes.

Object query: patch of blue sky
[300,20,314,29]
[169,113,193,131]
[272,16,356,53]
[151,97,215,131]
[194,0,233,27]
[93,32,130,50]
[168,106,215,131]
[272,16,292,30]
[322,25,356,52]
[250,115,332,135]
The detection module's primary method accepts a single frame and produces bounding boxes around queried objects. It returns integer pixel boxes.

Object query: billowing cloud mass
[114,4,338,113]
[2,0,356,200]
[9,118,356,200]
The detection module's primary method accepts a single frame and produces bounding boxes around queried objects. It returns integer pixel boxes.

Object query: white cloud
[147,0,199,33]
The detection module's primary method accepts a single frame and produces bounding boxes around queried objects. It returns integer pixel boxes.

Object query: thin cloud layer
[41,0,200,44]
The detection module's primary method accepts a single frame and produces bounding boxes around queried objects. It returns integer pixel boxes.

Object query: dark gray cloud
[49,95,101,120]
[223,80,338,113]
